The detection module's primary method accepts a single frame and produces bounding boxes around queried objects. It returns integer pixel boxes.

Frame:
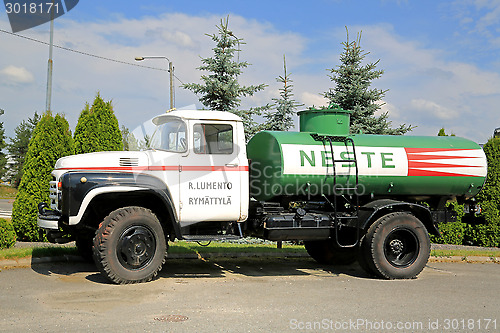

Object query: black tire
[357,235,376,276]
[92,206,168,284]
[76,235,94,262]
[304,239,358,265]
[360,212,430,279]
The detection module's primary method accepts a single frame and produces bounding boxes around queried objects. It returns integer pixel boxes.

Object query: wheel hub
[384,228,419,268]
[389,239,404,254]
[135,242,145,254]
[117,226,156,270]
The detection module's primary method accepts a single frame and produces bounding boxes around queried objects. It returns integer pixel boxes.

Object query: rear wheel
[359,212,430,279]
[304,239,357,265]
[92,206,168,284]
[357,235,376,276]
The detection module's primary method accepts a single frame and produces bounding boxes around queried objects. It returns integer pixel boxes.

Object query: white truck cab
[39,110,249,233]
[147,110,249,225]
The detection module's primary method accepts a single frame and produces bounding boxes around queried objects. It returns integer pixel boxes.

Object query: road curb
[429,256,500,263]
[1,252,499,270]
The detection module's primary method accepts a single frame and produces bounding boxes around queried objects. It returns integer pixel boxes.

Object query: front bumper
[37,202,62,230]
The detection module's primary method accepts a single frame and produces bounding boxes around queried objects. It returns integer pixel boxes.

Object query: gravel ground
[13,241,76,248]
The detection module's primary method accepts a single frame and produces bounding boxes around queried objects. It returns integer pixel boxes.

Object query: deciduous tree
[437,128,455,136]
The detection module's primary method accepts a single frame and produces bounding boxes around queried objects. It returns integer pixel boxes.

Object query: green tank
[247,105,487,201]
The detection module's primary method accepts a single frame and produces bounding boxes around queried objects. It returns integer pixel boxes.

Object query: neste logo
[4,0,79,33]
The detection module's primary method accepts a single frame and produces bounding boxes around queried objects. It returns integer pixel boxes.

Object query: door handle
[225,163,239,168]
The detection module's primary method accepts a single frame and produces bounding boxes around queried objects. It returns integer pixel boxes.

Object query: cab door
[179,121,243,224]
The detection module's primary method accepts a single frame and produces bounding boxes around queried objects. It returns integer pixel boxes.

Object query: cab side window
[193,124,233,154]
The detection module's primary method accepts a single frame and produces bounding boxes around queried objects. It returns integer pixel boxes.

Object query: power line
[0,28,187,85]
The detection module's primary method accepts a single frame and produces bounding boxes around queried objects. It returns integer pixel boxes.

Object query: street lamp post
[45,0,55,112]
[135,56,174,110]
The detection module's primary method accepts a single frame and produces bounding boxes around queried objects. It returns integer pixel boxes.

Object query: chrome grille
[119,157,139,167]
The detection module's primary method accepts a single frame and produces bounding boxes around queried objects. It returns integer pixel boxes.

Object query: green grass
[0,241,305,260]
[430,249,500,258]
[0,246,77,260]
[1,241,499,261]
[0,185,17,199]
[169,241,305,254]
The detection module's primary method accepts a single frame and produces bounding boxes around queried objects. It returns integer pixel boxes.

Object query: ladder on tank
[312,134,360,248]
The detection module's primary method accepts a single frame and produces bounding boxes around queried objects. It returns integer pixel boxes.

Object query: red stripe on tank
[404,147,483,177]
[407,169,479,177]
[407,161,482,169]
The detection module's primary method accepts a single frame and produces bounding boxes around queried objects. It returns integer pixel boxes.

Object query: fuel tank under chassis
[247,105,487,201]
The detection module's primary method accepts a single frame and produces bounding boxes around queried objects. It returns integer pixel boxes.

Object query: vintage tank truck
[38,106,487,284]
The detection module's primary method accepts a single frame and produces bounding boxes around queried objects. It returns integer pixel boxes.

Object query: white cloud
[449,0,500,48]
[0,65,35,84]
[377,101,400,119]
[160,30,196,48]
[467,0,500,34]
[410,99,458,120]
[301,92,327,108]
[0,14,306,137]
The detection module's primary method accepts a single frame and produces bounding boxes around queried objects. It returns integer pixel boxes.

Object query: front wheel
[359,212,430,279]
[92,206,168,284]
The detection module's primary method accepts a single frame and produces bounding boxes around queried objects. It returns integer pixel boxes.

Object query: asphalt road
[0,258,499,332]
[0,199,13,218]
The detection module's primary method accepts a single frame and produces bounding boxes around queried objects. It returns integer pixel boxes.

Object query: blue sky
[1,0,499,143]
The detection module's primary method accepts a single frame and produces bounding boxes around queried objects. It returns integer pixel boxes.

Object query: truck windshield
[149,119,187,152]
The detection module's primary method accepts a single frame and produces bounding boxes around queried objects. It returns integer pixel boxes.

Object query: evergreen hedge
[73,93,123,154]
[0,218,16,249]
[430,137,500,248]
[466,137,500,247]
[430,203,466,245]
[11,112,73,241]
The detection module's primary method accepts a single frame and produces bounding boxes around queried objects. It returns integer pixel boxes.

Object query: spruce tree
[11,111,73,241]
[7,112,40,187]
[325,28,412,135]
[183,16,266,133]
[261,55,303,132]
[236,105,271,142]
[73,93,123,154]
